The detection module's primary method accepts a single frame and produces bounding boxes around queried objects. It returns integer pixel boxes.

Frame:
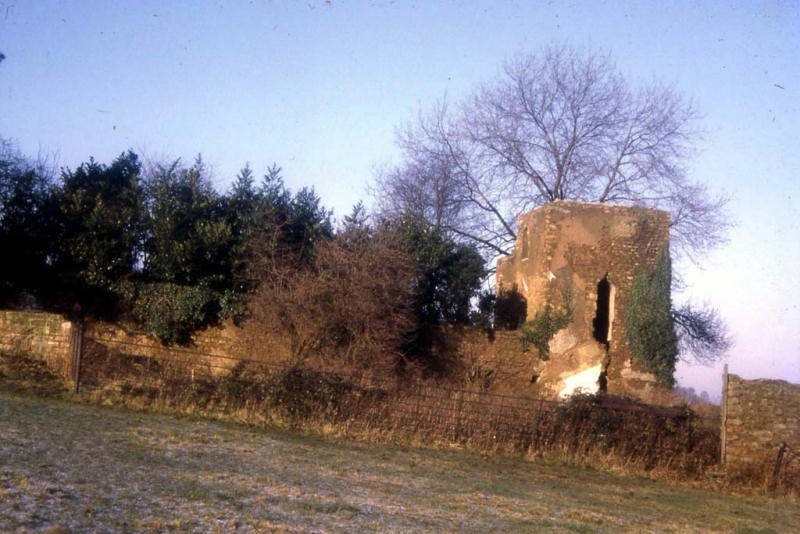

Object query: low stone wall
[0,309,295,382]
[723,372,800,468]
[0,309,678,405]
[0,310,74,377]
[82,318,293,377]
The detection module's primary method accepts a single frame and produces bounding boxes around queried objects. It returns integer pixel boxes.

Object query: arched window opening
[592,275,613,346]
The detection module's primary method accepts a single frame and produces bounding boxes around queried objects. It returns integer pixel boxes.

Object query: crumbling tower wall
[496,201,671,399]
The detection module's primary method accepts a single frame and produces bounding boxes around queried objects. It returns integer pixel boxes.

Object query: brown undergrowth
[2,347,724,484]
[725,451,800,498]
[0,347,69,397]
[7,347,797,499]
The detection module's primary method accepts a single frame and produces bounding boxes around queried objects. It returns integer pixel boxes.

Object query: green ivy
[133,282,230,344]
[520,290,572,360]
[625,246,678,385]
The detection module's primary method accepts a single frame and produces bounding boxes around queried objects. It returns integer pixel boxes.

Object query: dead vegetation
[2,343,796,499]
[4,343,719,479]
[725,447,800,498]
[244,225,419,374]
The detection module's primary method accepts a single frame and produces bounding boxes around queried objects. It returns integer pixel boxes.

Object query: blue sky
[1,0,798,398]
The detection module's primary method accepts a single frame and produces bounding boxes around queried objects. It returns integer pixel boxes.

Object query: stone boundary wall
[723,371,800,468]
[82,319,292,378]
[0,309,693,405]
[0,309,295,381]
[0,310,533,394]
[0,309,563,398]
[0,310,74,377]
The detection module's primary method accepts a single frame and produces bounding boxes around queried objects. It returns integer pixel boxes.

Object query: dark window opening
[593,276,611,346]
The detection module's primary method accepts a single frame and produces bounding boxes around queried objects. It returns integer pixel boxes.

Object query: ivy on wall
[520,290,572,361]
[625,246,678,385]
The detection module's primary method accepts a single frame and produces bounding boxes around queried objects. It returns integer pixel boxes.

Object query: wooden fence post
[768,442,787,494]
[70,320,84,393]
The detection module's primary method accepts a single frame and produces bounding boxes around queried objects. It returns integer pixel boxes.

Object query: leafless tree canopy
[375,46,729,262]
[672,303,731,364]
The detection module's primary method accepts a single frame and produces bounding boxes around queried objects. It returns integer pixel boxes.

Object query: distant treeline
[0,140,490,371]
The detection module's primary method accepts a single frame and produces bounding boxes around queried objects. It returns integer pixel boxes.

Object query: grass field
[0,390,798,533]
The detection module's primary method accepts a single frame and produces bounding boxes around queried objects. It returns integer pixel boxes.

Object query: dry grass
[49,340,723,478]
[1,349,794,502]
[0,389,798,533]
[0,349,723,491]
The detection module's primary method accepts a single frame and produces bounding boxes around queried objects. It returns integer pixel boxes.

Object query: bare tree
[375,45,731,363]
[672,303,731,364]
[375,101,522,258]
[375,45,729,262]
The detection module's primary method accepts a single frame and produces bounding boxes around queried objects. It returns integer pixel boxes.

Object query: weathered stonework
[80,319,294,379]
[723,373,800,468]
[0,309,294,381]
[0,310,73,377]
[496,201,670,400]
[429,325,541,395]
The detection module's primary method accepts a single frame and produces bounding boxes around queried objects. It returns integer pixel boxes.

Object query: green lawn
[0,390,797,533]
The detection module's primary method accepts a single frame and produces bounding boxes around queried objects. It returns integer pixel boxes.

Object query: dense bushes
[0,144,336,342]
[4,144,495,379]
[390,215,486,325]
[0,141,61,307]
[131,283,225,344]
[0,140,490,373]
[246,223,418,372]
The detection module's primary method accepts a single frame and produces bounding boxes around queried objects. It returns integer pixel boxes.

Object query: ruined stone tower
[496,200,671,399]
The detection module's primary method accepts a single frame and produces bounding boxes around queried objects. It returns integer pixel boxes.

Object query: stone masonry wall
[496,201,671,401]
[0,309,293,381]
[431,325,540,396]
[723,373,800,468]
[0,309,709,411]
[82,319,293,377]
[0,310,74,377]
[0,308,536,396]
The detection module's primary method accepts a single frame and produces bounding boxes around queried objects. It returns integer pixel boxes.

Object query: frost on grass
[0,390,796,533]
